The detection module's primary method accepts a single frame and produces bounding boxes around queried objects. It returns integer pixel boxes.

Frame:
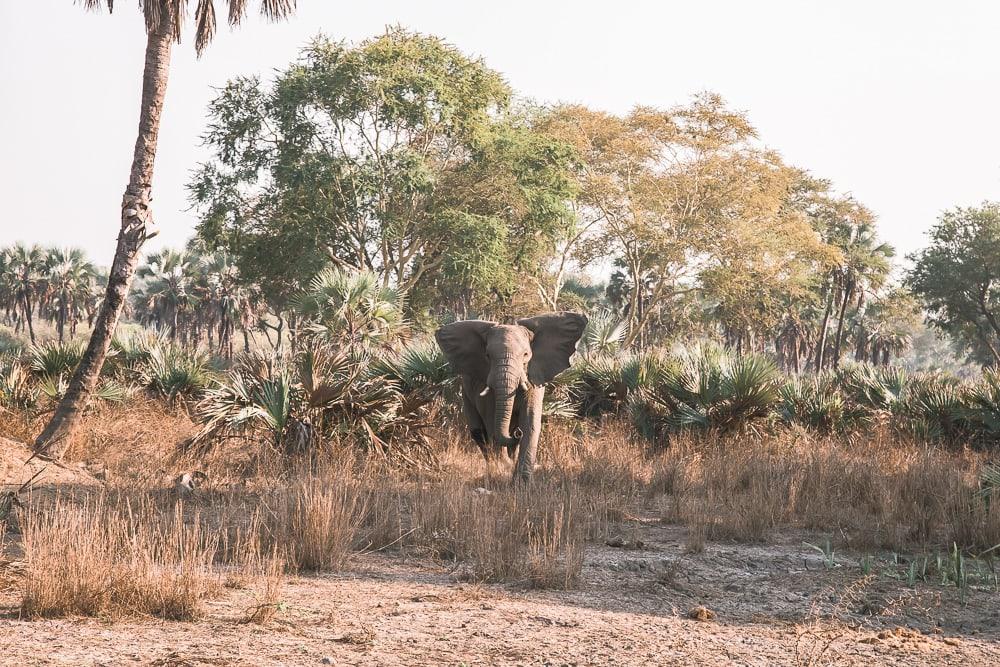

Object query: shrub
[0,351,37,410]
[630,345,781,440]
[777,374,852,433]
[139,343,213,401]
[28,340,84,379]
[188,346,436,465]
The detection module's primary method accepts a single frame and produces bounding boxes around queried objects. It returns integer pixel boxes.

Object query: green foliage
[836,364,907,414]
[649,346,782,434]
[190,29,576,314]
[29,341,85,379]
[139,344,214,401]
[370,338,451,395]
[561,351,667,419]
[559,345,780,441]
[293,268,408,353]
[189,346,437,464]
[0,328,22,355]
[907,203,1000,367]
[578,310,627,358]
[0,351,37,409]
[778,375,852,433]
[962,371,1000,444]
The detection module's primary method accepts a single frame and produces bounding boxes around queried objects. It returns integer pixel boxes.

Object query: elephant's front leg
[514,385,543,482]
[461,384,489,460]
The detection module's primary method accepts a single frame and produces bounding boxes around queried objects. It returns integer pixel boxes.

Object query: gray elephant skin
[435,312,588,481]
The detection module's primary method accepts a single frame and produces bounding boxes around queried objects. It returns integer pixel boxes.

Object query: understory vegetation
[6,416,1000,621]
[5,332,1000,456]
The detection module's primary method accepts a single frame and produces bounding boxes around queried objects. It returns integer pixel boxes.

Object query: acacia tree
[34,0,296,460]
[907,203,1000,367]
[539,95,832,349]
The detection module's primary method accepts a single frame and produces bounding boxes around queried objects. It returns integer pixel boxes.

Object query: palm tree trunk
[831,286,852,370]
[814,278,835,372]
[34,25,172,459]
[21,294,35,344]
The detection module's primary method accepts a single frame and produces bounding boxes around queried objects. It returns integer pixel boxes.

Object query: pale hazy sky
[2,1,1000,266]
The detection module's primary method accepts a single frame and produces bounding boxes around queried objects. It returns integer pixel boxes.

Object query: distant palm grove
[6,29,1000,454]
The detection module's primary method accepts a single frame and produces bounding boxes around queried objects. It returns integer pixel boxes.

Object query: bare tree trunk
[34,26,172,459]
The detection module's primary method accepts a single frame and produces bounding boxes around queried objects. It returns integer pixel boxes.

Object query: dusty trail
[3,523,998,666]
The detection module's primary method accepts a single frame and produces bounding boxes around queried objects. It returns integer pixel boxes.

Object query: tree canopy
[190,29,577,318]
[907,203,1000,366]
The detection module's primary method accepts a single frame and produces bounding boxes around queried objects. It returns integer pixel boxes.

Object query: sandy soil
[2,519,999,667]
[0,437,101,492]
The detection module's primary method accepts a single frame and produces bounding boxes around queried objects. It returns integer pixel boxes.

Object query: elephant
[435,311,588,481]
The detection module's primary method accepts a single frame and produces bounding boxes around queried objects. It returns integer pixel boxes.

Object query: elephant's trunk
[493,365,520,447]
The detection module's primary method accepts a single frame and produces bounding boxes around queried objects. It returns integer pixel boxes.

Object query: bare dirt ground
[3,516,999,666]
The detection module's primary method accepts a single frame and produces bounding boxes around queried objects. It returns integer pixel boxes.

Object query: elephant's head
[435,312,588,447]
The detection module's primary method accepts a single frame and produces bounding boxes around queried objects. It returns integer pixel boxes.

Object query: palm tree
[6,244,45,344]
[41,248,98,343]
[134,248,195,341]
[293,268,409,354]
[198,251,260,357]
[34,1,298,460]
[830,222,893,369]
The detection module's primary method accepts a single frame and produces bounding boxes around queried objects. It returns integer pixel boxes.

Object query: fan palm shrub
[188,346,435,466]
[577,310,627,359]
[139,343,214,401]
[293,268,409,354]
[369,338,451,395]
[562,352,668,419]
[961,371,1000,446]
[29,341,86,380]
[899,373,967,443]
[0,351,37,410]
[630,344,781,440]
[836,363,907,416]
[777,374,853,433]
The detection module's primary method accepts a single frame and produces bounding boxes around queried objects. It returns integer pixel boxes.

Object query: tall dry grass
[19,496,218,619]
[8,405,1000,622]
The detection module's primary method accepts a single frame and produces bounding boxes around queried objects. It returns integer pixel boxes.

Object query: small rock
[320,657,335,665]
[606,537,645,550]
[171,471,208,498]
[687,606,715,622]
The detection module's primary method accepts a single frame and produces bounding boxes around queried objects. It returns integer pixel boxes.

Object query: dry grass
[265,472,362,573]
[19,496,218,620]
[236,545,286,624]
[644,428,1000,551]
[7,402,1000,622]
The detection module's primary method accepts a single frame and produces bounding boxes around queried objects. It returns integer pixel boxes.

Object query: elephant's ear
[518,312,588,385]
[435,320,494,380]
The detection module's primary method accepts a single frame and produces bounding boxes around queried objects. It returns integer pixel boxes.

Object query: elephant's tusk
[479,386,491,397]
